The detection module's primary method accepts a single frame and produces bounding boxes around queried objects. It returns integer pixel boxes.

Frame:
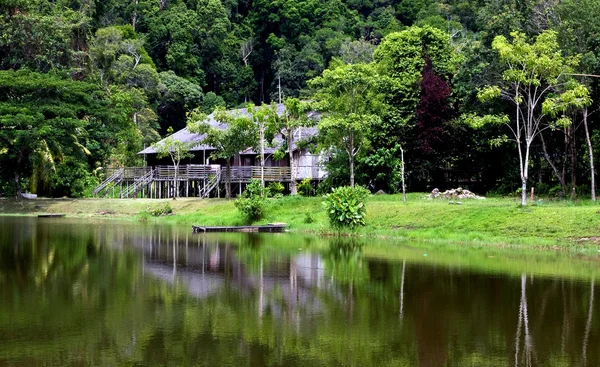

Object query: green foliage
[310,63,381,186]
[303,211,315,223]
[235,179,266,221]
[298,178,315,197]
[0,69,117,197]
[322,186,370,229]
[266,182,285,197]
[149,203,173,217]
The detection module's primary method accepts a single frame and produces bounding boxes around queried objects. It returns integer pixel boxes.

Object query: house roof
[138,103,318,155]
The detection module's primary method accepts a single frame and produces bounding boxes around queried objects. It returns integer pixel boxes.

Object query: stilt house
[93,103,326,198]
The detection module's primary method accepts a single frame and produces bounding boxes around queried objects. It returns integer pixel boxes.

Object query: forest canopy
[0,0,599,199]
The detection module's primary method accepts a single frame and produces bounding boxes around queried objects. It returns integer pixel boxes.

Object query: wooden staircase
[93,168,123,198]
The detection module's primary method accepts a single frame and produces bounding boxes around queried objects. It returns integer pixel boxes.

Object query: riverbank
[1,194,599,247]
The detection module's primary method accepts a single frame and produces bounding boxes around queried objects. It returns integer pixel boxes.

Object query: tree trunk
[583,109,595,201]
[400,146,406,204]
[520,142,531,206]
[349,131,355,187]
[569,124,577,200]
[14,172,20,197]
[289,129,297,195]
[173,165,178,199]
[225,161,231,199]
[132,0,139,30]
[260,124,265,190]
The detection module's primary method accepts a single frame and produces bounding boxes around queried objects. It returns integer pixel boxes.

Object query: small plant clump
[298,178,315,196]
[235,179,265,221]
[266,182,285,198]
[322,186,370,229]
[303,211,315,223]
[150,202,173,216]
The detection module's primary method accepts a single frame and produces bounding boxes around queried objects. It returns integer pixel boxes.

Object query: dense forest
[0,0,599,199]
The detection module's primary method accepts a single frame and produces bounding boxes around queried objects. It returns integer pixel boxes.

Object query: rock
[375,189,386,195]
[429,187,485,200]
[427,188,440,199]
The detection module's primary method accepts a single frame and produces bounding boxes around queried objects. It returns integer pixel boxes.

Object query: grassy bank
[2,194,600,247]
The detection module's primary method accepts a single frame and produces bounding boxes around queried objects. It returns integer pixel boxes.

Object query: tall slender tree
[309,62,381,187]
[468,31,588,206]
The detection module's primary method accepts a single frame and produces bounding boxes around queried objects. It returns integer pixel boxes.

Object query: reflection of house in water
[119,228,334,317]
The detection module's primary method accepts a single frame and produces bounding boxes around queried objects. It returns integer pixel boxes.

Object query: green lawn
[2,193,600,247]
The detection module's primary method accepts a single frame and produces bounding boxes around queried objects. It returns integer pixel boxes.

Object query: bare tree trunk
[400,145,406,204]
[289,130,297,195]
[569,124,577,200]
[173,164,178,199]
[260,123,265,190]
[349,131,355,187]
[583,109,596,201]
[225,161,231,199]
[132,0,139,30]
[518,141,529,206]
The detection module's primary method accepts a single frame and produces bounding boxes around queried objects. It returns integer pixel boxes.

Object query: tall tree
[271,98,314,195]
[188,107,256,199]
[468,31,588,206]
[0,70,117,196]
[151,133,194,199]
[309,62,381,187]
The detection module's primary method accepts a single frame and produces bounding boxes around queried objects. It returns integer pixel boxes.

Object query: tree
[554,0,600,200]
[468,31,588,206]
[0,70,116,196]
[247,103,277,190]
[309,62,381,187]
[271,98,314,195]
[156,71,203,132]
[151,133,194,199]
[187,107,256,199]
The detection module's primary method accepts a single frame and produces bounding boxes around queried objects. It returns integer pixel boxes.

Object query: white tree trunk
[400,145,406,204]
[260,124,265,191]
[289,129,297,195]
[583,109,596,201]
[349,131,355,187]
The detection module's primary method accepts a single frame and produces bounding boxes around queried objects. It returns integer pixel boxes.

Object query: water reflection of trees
[1,219,599,366]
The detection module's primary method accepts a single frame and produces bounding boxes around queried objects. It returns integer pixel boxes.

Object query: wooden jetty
[192,224,287,233]
[38,214,66,218]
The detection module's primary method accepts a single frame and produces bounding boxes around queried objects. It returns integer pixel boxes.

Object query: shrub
[235,179,265,221]
[149,202,173,216]
[266,182,285,197]
[303,211,315,223]
[322,186,370,229]
[298,178,315,196]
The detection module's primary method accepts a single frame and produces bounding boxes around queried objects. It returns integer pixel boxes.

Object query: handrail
[93,168,123,197]
[200,169,221,198]
[121,169,154,198]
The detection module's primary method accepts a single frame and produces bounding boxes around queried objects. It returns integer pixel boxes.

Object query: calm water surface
[0,216,599,366]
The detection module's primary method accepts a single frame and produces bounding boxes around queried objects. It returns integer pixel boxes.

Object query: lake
[0,216,598,366]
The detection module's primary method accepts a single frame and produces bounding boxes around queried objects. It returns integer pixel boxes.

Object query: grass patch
[2,193,600,248]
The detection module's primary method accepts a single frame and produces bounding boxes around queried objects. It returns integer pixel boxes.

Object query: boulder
[429,187,485,200]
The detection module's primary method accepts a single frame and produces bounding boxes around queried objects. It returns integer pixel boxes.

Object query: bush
[303,211,315,223]
[266,182,285,197]
[298,178,315,196]
[149,202,173,216]
[322,186,370,229]
[235,179,265,221]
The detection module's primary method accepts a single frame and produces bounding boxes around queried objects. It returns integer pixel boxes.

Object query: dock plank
[192,224,286,233]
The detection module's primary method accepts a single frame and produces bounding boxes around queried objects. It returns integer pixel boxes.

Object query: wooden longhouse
[93,103,326,198]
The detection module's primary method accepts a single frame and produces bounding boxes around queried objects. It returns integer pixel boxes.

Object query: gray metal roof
[138,103,318,155]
